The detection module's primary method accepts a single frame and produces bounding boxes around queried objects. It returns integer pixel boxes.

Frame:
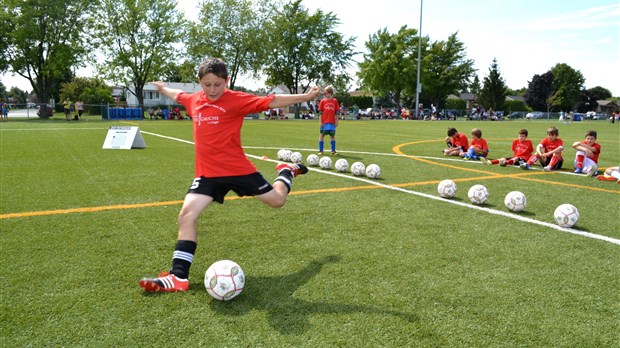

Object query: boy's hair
[198,58,228,79]
[518,129,528,136]
[324,86,334,95]
[471,128,482,138]
[585,130,597,139]
[447,127,458,137]
[546,126,559,136]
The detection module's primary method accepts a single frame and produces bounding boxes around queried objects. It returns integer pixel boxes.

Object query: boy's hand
[307,86,320,100]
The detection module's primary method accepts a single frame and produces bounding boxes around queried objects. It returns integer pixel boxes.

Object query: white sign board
[102,126,146,149]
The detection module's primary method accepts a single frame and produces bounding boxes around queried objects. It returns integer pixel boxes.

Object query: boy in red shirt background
[572,130,601,176]
[318,86,340,155]
[460,128,489,160]
[521,126,564,171]
[443,127,469,156]
[482,129,534,167]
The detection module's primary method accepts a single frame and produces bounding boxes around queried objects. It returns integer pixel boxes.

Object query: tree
[525,72,554,111]
[186,0,275,89]
[358,26,421,112]
[3,0,94,105]
[469,75,481,96]
[93,0,185,109]
[477,58,508,111]
[263,0,355,116]
[59,77,113,114]
[549,63,585,111]
[575,86,612,113]
[420,33,475,109]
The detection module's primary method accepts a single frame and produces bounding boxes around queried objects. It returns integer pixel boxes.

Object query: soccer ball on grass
[437,179,457,198]
[289,151,302,163]
[504,191,527,212]
[319,156,332,169]
[553,204,580,228]
[205,260,245,301]
[467,184,489,205]
[307,154,320,166]
[350,162,365,176]
[365,164,381,179]
[335,158,349,172]
[277,149,292,162]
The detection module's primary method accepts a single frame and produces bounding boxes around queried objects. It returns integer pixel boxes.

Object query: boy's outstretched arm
[153,81,183,101]
[269,86,320,108]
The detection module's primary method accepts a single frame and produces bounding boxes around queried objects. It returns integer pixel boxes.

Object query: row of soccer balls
[277,149,381,178]
[437,180,580,228]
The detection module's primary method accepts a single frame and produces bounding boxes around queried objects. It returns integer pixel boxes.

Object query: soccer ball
[467,184,489,205]
[204,260,245,301]
[289,151,302,163]
[319,156,332,169]
[437,179,457,198]
[350,162,365,176]
[585,164,598,177]
[365,164,381,179]
[335,158,349,172]
[504,191,527,212]
[307,154,320,166]
[277,149,292,162]
[554,204,580,228]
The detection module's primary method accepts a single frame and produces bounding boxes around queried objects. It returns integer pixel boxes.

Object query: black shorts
[187,173,273,204]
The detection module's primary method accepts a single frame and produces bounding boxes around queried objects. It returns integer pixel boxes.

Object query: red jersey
[511,139,534,160]
[470,138,488,152]
[318,98,340,124]
[540,137,564,159]
[580,140,601,163]
[452,133,469,150]
[176,90,275,178]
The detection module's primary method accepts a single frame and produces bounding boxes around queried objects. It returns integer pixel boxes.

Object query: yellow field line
[2,139,616,220]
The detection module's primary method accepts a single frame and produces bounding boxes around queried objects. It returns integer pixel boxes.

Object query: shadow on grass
[207,255,417,334]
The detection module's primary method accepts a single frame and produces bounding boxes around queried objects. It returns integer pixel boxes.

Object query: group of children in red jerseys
[443,126,619,183]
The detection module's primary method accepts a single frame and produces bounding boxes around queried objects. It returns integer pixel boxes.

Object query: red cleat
[139,272,189,292]
[275,163,308,177]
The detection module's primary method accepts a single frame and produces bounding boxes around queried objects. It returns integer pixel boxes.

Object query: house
[596,100,619,114]
[113,82,203,107]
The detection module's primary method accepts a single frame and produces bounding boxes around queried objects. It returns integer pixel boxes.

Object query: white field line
[145,131,620,245]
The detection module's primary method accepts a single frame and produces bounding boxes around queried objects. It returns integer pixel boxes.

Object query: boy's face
[518,133,527,141]
[547,133,558,141]
[584,135,596,145]
[199,73,229,101]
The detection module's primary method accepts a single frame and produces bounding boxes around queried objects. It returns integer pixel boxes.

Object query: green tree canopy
[186,0,275,89]
[358,26,421,111]
[525,71,554,111]
[477,58,508,111]
[93,0,185,108]
[420,33,475,109]
[3,0,94,104]
[263,0,355,111]
[550,63,585,111]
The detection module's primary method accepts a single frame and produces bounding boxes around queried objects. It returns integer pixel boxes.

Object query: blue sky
[3,0,619,96]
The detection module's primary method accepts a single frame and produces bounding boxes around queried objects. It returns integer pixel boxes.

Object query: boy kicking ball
[139,58,320,292]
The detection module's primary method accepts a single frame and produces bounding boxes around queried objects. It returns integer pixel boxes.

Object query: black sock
[169,240,197,279]
[275,170,293,193]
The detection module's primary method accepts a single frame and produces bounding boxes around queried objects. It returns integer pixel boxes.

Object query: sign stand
[102,126,146,149]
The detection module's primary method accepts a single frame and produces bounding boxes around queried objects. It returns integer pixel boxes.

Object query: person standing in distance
[317,86,340,155]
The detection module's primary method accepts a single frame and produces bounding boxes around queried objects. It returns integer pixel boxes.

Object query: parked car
[26,102,36,108]
[508,111,525,119]
[525,111,545,119]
